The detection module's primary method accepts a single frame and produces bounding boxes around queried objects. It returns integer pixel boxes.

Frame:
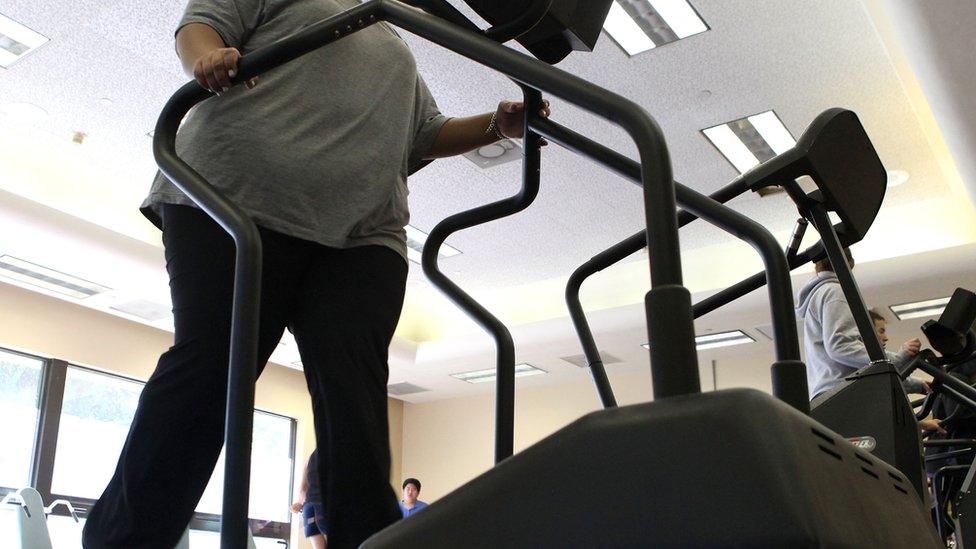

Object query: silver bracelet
[486,112,506,141]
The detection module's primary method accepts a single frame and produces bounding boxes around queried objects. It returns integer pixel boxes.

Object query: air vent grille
[559,352,622,369]
[387,382,430,396]
[110,300,171,322]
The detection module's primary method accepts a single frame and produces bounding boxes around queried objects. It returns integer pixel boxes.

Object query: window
[46,515,86,548]
[0,348,43,490]
[196,410,296,524]
[0,346,296,544]
[50,366,142,499]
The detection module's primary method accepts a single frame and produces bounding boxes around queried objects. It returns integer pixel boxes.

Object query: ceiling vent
[559,351,623,368]
[387,382,430,396]
[755,321,804,341]
[110,299,172,322]
[0,255,111,299]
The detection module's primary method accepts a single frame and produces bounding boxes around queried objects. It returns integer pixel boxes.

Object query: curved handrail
[380,0,699,402]
[153,3,390,545]
[533,119,807,411]
[421,88,545,463]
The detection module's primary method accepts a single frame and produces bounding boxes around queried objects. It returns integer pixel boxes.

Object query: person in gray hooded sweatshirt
[795,247,925,399]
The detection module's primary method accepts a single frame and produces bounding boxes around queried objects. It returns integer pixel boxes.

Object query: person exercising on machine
[82,1,550,547]
[796,248,927,399]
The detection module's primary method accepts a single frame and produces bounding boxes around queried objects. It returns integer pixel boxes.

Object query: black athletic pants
[83,204,406,548]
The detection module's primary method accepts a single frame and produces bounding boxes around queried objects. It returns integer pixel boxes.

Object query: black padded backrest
[940,287,976,336]
[795,108,887,243]
[742,108,886,248]
[464,0,614,63]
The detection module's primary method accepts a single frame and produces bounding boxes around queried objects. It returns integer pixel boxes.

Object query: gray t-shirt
[143,0,449,260]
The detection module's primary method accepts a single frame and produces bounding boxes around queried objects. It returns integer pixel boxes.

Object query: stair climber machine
[150,0,940,546]
[541,107,943,547]
[901,287,976,546]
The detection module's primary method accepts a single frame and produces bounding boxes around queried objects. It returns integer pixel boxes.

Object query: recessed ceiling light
[405,225,461,265]
[451,363,547,384]
[642,329,756,351]
[890,297,950,321]
[886,169,909,187]
[702,110,795,173]
[0,12,49,68]
[603,0,708,56]
[0,255,111,299]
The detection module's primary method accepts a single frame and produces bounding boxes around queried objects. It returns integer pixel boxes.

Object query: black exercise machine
[565,106,938,500]
[901,288,976,545]
[151,1,939,546]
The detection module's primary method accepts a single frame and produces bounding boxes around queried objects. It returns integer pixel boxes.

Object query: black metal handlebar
[531,118,808,412]
[421,87,545,463]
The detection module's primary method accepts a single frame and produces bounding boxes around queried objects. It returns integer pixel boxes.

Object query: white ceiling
[0,0,974,400]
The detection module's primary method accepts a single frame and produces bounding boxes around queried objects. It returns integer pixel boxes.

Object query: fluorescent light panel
[890,297,950,321]
[0,13,49,68]
[0,255,110,299]
[642,329,756,351]
[603,0,708,56]
[405,225,461,265]
[703,110,796,174]
[451,363,547,384]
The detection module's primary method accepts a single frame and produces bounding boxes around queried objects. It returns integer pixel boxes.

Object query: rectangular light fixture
[405,225,461,265]
[0,13,49,68]
[603,0,708,56]
[890,297,950,321]
[702,110,796,174]
[643,329,756,351]
[0,255,111,299]
[451,363,547,384]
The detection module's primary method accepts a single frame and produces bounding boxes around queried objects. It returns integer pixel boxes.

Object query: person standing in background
[292,449,326,549]
[399,478,428,518]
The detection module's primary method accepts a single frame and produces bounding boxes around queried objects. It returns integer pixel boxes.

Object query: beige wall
[400,367,660,501]
[400,358,773,502]
[0,282,405,548]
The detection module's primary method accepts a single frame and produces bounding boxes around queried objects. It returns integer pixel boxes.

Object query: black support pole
[420,87,545,463]
[672,187,807,411]
[155,86,264,549]
[806,203,887,362]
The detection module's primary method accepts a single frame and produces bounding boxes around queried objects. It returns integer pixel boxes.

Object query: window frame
[0,347,295,544]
